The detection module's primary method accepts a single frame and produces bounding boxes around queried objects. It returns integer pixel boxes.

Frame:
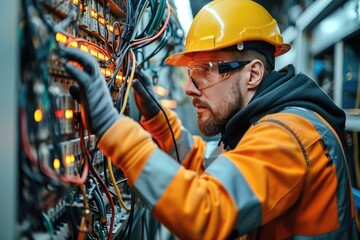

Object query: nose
[184,79,201,96]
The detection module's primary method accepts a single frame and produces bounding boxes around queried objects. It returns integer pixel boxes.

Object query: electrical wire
[107,157,131,211]
[92,188,106,220]
[42,213,55,240]
[136,21,171,68]
[105,49,136,212]
[131,0,170,47]
[126,189,136,239]
[145,0,166,36]
[116,189,135,239]
[137,73,181,163]
[77,183,91,239]
[59,126,89,185]
[120,49,136,114]
[88,146,115,239]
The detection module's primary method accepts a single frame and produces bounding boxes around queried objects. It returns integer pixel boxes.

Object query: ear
[247,59,264,90]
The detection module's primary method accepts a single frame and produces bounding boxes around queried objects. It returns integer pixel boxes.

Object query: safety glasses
[188,60,251,90]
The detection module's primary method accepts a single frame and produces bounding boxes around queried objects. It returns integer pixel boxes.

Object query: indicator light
[98,52,104,60]
[80,44,89,53]
[55,109,63,118]
[90,49,98,57]
[69,41,78,48]
[55,33,67,43]
[53,158,60,169]
[65,155,71,165]
[64,110,73,119]
[34,109,43,122]
[91,9,97,18]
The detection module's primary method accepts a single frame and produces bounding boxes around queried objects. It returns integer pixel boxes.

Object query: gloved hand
[61,47,120,139]
[132,69,161,120]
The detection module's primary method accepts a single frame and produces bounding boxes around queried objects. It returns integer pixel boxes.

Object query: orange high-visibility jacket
[99,105,357,239]
[100,109,356,239]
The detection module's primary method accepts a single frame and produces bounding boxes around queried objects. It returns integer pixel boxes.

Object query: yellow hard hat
[165,0,291,66]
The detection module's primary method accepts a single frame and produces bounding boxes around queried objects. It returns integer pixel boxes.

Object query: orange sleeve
[140,108,182,152]
[98,117,157,184]
[141,108,209,173]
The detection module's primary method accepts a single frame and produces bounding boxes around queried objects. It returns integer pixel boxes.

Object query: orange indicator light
[69,41,78,48]
[65,155,71,165]
[90,49,98,57]
[91,10,97,18]
[80,45,89,53]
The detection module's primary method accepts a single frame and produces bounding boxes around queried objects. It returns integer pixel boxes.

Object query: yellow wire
[107,156,131,211]
[107,50,136,212]
[120,49,136,114]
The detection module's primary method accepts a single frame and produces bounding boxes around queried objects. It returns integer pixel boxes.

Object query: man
[62,0,358,239]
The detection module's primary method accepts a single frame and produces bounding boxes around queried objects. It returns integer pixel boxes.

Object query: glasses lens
[188,60,229,89]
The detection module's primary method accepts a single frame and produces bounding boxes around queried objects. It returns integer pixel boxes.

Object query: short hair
[231,49,272,79]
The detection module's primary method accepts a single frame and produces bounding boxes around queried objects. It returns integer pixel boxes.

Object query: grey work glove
[61,47,119,139]
[132,69,161,120]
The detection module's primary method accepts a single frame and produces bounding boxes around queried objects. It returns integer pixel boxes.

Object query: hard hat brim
[165,43,291,67]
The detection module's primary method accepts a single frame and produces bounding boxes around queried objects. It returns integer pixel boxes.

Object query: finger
[61,47,98,75]
[69,85,81,103]
[65,63,90,86]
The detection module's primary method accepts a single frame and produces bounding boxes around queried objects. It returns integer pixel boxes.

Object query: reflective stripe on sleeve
[133,148,181,211]
[205,156,262,233]
[204,140,222,168]
[168,127,194,163]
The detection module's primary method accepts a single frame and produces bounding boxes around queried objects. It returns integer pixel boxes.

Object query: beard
[198,82,243,136]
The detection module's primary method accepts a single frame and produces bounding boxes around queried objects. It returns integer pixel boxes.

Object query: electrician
[62,0,358,239]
